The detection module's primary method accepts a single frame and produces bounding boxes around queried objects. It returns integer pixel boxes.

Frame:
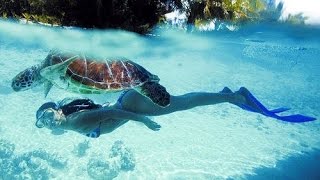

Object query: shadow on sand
[244,148,320,180]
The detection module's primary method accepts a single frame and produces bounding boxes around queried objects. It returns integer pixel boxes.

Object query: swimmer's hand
[142,117,161,131]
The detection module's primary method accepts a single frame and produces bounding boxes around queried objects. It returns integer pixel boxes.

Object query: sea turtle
[11,50,170,107]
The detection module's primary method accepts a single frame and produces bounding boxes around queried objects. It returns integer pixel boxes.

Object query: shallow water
[0,20,320,179]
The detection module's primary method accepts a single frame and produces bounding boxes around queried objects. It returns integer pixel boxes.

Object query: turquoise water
[0,20,320,179]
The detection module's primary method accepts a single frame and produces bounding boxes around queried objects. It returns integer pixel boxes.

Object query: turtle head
[11,65,42,91]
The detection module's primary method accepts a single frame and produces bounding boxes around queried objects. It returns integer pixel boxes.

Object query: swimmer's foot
[233,87,316,123]
[234,87,266,114]
[219,87,233,94]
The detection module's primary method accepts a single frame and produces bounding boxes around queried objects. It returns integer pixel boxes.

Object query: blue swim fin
[271,114,316,123]
[269,107,291,113]
[236,87,316,123]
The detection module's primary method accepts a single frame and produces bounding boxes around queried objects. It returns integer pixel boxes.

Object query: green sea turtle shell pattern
[44,50,160,94]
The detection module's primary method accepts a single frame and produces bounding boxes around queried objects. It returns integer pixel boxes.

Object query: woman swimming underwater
[35,87,316,138]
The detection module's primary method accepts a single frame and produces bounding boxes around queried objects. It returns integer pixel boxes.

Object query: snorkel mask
[35,102,62,129]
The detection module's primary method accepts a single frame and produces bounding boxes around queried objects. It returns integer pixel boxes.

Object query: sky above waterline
[279,0,320,25]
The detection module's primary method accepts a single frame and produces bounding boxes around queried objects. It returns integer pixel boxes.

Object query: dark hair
[60,99,102,116]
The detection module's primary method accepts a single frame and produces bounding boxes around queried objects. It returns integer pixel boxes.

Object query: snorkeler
[35,87,316,138]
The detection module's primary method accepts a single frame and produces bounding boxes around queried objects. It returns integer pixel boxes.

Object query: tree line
[0,0,307,33]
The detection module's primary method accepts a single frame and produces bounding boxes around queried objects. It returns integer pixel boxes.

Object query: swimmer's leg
[120,88,242,116]
[120,87,316,122]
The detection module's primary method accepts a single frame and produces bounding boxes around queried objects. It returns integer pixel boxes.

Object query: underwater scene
[0,1,320,179]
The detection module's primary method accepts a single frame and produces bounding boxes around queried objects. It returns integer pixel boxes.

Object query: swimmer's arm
[85,108,161,131]
[87,107,149,121]
[69,107,160,131]
[100,108,161,131]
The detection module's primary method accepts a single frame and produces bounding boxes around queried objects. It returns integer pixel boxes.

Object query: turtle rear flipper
[139,82,170,107]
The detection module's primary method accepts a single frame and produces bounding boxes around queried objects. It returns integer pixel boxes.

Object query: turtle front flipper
[40,55,79,80]
[40,55,79,90]
[139,82,170,107]
[44,80,53,97]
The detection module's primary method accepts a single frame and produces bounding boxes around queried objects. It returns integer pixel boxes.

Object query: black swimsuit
[60,99,102,138]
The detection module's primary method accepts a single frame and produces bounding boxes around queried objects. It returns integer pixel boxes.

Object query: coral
[87,157,121,180]
[1,149,67,180]
[86,140,136,179]
[0,139,15,159]
[0,139,15,180]
[17,149,68,169]
[72,140,91,157]
[109,140,136,171]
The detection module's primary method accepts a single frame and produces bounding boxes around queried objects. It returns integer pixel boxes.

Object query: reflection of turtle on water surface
[12,50,170,107]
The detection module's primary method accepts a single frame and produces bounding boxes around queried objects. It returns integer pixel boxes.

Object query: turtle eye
[24,76,29,82]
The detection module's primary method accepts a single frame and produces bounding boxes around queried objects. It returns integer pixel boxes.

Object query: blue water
[0,20,320,179]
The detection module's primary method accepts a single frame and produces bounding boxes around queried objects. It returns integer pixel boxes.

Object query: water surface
[0,20,319,179]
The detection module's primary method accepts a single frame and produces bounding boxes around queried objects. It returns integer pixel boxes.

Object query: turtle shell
[45,50,159,91]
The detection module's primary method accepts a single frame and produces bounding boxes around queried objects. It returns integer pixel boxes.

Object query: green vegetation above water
[0,0,166,33]
[0,0,308,33]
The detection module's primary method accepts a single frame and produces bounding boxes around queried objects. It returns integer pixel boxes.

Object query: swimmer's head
[36,102,63,129]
